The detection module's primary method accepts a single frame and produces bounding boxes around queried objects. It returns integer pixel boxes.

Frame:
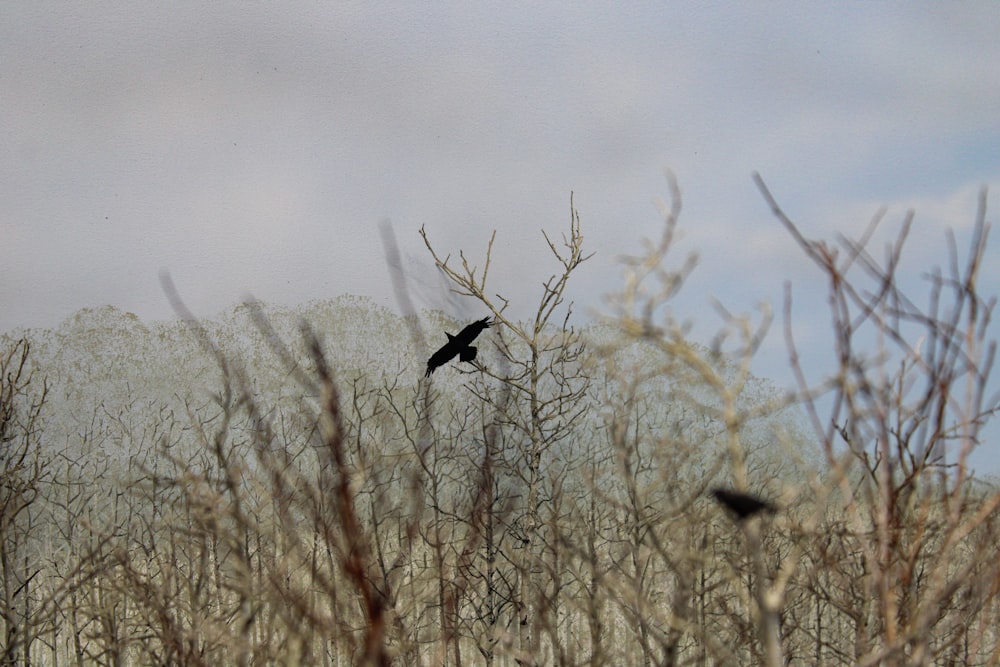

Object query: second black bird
[711,487,777,521]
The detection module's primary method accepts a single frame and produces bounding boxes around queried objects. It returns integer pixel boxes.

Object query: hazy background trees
[1,181,998,665]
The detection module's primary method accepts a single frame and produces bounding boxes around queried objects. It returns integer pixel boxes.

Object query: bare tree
[0,338,48,665]
[755,174,1000,666]
[420,194,594,663]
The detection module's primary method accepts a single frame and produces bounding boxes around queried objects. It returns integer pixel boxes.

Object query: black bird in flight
[425,317,492,377]
[711,488,777,521]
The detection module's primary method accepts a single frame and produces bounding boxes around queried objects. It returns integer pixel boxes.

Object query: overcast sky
[4,4,1000,419]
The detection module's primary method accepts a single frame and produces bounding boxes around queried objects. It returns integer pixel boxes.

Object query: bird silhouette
[711,488,777,520]
[425,317,492,377]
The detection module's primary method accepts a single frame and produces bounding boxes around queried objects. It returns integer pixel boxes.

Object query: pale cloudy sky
[4,4,1000,393]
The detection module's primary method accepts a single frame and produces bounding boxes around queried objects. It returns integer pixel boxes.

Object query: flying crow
[711,488,777,521]
[425,317,492,377]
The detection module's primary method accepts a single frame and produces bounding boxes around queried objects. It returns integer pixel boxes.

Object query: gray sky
[4,4,1000,409]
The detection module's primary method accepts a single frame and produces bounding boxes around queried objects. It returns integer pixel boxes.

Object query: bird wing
[455,317,491,346]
